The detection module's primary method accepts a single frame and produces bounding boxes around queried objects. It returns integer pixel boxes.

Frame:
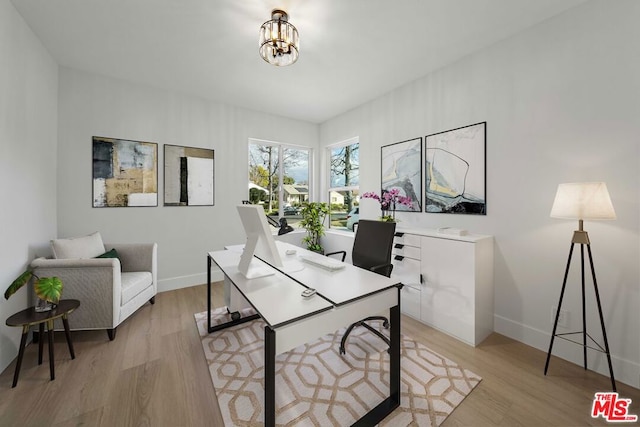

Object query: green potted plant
[5,267,63,312]
[299,202,330,254]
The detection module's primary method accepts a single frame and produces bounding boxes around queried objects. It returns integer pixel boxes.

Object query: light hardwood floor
[1,283,638,426]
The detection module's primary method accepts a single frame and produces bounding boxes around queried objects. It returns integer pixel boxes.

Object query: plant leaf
[4,269,34,300]
[34,277,63,303]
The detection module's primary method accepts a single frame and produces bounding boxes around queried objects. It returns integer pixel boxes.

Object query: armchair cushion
[51,232,106,259]
[121,272,153,306]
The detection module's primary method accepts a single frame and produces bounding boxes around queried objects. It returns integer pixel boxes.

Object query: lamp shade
[550,182,616,220]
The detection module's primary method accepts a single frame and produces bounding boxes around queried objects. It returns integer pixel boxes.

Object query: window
[248,139,310,226]
[327,138,359,231]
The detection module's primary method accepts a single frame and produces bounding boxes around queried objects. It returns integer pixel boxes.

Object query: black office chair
[326,219,397,354]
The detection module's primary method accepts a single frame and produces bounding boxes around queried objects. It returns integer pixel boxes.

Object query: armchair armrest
[31,257,119,269]
[106,243,156,272]
[325,250,347,262]
[107,243,157,293]
[30,257,121,329]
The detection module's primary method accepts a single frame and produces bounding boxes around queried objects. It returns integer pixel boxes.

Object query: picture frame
[381,137,422,212]
[92,136,158,207]
[425,122,486,215]
[164,144,215,206]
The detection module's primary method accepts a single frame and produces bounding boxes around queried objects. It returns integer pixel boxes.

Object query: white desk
[207,242,402,427]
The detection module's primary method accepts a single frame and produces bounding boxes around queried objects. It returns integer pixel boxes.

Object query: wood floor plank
[0,283,638,427]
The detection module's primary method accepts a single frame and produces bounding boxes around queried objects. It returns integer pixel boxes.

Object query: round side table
[6,299,80,388]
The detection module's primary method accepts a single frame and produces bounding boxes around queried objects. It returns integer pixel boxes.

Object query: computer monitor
[236,204,285,279]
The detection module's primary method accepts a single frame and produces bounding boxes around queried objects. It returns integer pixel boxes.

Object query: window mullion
[278,145,284,217]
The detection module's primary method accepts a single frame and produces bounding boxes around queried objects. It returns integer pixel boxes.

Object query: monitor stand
[241,264,276,279]
[281,258,305,273]
[241,259,302,279]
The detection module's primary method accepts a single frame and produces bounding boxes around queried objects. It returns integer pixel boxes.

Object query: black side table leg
[38,323,44,365]
[47,319,55,381]
[12,326,29,388]
[62,315,75,359]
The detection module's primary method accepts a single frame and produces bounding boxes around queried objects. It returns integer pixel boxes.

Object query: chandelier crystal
[259,9,299,66]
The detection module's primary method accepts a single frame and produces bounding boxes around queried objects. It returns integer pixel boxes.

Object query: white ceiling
[12,0,586,123]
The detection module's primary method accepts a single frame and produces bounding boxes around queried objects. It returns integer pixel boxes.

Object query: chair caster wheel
[230,312,241,321]
[383,320,389,328]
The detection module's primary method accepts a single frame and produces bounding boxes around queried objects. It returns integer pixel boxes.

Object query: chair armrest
[106,243,156,272]
[107,243,157,291]
[369,262,394,278]
[325,250,347,262]
[30,257,121,329]
[31,257,119,269]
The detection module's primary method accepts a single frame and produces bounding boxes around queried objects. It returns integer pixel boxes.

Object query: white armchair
[30,233,157,341]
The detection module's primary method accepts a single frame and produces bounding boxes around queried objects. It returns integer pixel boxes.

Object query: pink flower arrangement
[362,188,413,221]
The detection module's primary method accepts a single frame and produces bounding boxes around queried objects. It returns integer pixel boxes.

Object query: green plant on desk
[299,202,329,254]
[4,267,64,306]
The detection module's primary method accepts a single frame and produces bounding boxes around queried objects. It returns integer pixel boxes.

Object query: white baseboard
[157,269,224,293]
[494,314,640,390]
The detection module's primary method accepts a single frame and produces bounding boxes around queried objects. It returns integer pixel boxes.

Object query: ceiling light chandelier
[259,9,299,66]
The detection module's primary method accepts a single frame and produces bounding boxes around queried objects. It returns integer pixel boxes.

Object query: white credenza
[391,228,494,347]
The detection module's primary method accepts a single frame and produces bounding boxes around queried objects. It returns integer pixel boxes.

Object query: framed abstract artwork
[164,144,215,206]
[92,136,158,207]
[425,122,486,215]
[381,137,422,212]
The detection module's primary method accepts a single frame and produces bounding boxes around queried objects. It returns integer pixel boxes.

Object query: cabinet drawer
[394,232,421,247]
[392,256,421,288]
[401,285,420,319]
[393,244,420,260]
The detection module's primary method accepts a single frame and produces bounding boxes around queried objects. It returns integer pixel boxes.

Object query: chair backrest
[352,219,396,277]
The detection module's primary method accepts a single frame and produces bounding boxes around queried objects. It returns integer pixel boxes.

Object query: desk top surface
[210,249,334,328]
[274,242,400,306]
[210,241,400,327]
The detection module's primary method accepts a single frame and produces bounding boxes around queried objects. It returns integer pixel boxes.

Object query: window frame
[326,137,360,231]
[248,138,313,218]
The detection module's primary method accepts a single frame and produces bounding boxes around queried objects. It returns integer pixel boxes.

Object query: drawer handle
[394,243,404,249]
[394,232,404,237]
[420,273,424,284]
[394,255,404,261]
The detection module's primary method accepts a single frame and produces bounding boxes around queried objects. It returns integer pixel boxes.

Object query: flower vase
[35,298,56,312]
[380,210,395,223]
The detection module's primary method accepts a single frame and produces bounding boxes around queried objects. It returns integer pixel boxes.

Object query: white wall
[57,68,319,291]
[0,0,58,374]
[320,1,640,388]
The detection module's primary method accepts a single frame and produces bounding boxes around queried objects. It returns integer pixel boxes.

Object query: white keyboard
[298,254,345,271]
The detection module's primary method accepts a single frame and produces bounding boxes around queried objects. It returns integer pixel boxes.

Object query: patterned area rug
[195,308,481,426]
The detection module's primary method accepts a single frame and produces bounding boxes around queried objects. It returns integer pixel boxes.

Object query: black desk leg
[62,315,75,359]
[352,296,402,427]
[389,303,401,404]
[38,323,44,365]
[207,255,212,333]
[47,319,55,381]
[12,326,29,388]
[264,325,276,427]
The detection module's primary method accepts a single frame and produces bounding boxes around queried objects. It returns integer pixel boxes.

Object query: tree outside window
[248,140,310,224]
[328,139,359,231]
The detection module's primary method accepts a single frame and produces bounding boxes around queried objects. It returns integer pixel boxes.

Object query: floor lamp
[544,182,617,391]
